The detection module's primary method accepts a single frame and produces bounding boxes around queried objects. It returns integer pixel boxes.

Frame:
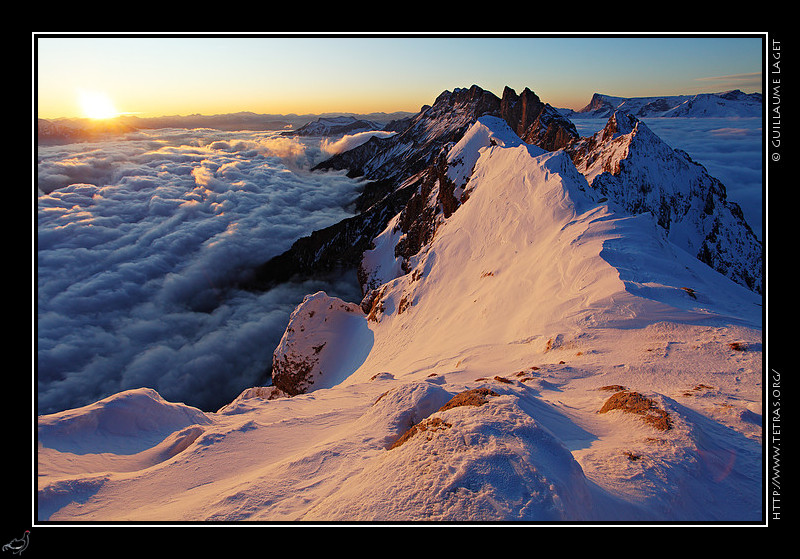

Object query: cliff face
[500,86,579,151]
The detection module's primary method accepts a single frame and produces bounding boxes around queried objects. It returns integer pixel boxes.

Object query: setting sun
[78,89,119,119]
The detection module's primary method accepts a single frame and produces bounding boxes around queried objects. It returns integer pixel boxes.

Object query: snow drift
[37,116,762,523]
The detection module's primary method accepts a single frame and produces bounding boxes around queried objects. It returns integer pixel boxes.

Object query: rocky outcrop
[500,86,579,151]
[598,389,672,431]
[271,292,372,396]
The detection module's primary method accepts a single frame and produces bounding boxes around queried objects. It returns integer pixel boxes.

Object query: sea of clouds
[37,128,373,414]
[36,119,762,416]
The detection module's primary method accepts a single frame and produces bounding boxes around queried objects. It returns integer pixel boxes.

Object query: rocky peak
[499,86,541,136]
[576,93,621,116]
[313,85,577,183]
[431,85,503,116]
[602,110,638,139]
[500,86,579,151]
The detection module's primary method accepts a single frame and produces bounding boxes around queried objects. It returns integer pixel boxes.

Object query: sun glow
[78,90,120,119]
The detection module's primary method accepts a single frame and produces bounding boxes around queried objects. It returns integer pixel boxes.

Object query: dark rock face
[271,351,318,396]
[500,86,580,151]
[393,151,460,273]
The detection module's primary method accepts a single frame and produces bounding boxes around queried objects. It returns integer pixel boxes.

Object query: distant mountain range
[37,89,761,146]
[36,110,416,144]
[282,115,412,137]
[564,90,762,118]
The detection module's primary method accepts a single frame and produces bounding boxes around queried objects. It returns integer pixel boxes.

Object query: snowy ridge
[37,117,762,522]
[359,115,537,290]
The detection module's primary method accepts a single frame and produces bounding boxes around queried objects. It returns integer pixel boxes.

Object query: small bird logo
[2,531,29,555]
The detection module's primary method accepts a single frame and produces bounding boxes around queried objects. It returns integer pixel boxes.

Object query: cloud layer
[320,130,396,156]
[37,129,365,414]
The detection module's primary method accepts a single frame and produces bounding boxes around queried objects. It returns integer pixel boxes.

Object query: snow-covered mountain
[565,111,762,294]
[37,96,763,523]
[569,90,763,119]
[282,115,384,137]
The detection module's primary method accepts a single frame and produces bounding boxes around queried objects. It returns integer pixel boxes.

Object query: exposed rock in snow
[271,292,372,395]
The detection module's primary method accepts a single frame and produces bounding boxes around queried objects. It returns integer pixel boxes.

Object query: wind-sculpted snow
[304,384,599,521]
[38,388,210,455]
